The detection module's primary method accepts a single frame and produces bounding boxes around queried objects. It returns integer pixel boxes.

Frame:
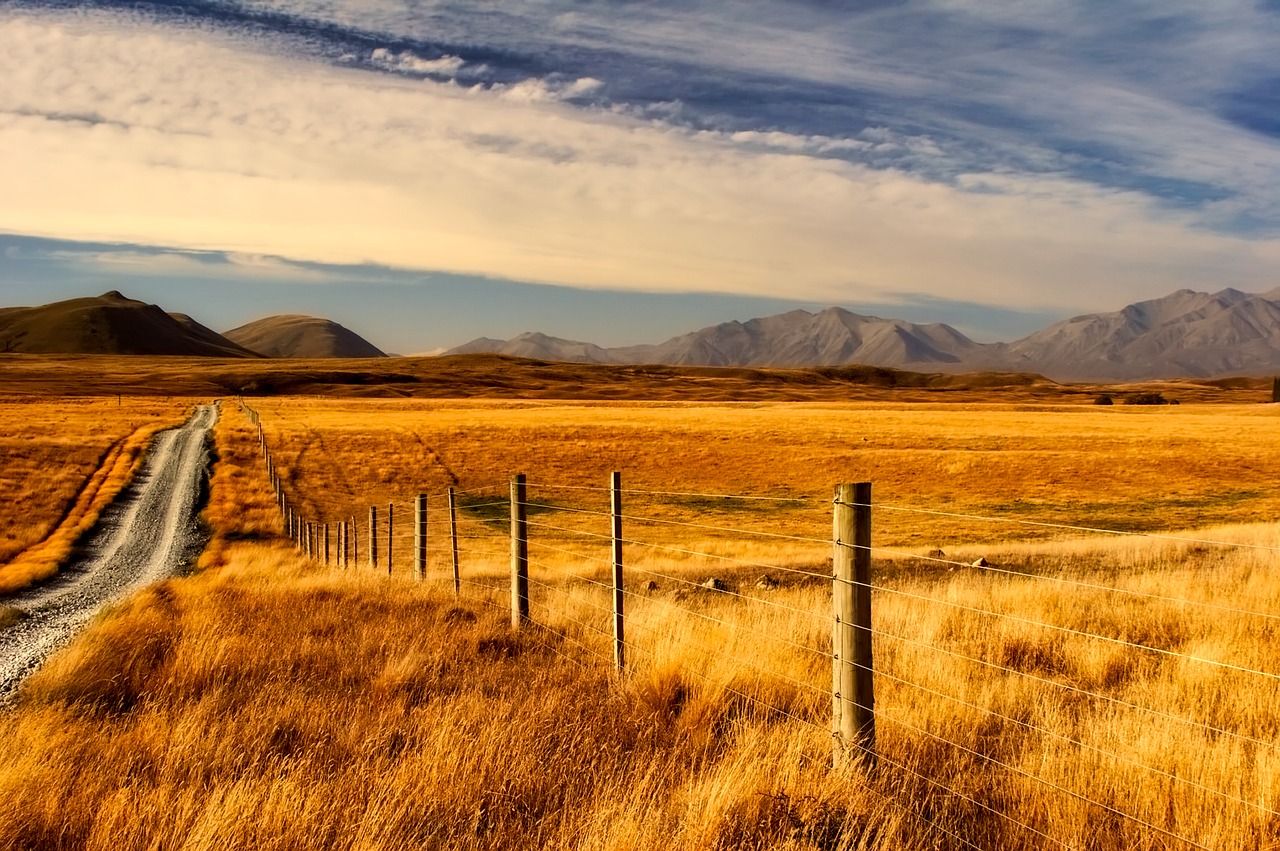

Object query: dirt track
[0,404,218,701]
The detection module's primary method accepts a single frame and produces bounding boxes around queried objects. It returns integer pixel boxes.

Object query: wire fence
[235,398,1280,850]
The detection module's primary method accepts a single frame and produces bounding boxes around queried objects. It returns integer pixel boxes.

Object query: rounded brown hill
[0,291,259,357]
[223,315,387,359]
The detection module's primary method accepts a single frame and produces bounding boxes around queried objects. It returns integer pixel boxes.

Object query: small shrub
[1094,394,1114,405]
[1124,392,1169,406]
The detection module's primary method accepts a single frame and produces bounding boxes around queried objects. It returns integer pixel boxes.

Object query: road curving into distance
[0,403,218,702]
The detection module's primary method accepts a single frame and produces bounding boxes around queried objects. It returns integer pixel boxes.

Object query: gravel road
[0,403,218,701]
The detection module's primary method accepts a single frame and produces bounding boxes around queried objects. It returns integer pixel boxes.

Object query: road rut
[0,403,218,701]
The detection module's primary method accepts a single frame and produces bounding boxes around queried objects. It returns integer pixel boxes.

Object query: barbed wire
[622,639,1070,850]
[867,545,1280,624]
[239,420,1276,849]
[858,579,1280,683]
[847,653,1279,817]
[861,699,1209,849]
[838,500,1280,554]
[869,623,1280,752]
[526,481,817,504]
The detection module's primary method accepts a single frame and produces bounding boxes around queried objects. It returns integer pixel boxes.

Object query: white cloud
[493,76,605,103]
[5,243,333,282]
[0,10,1278,315]
[370,48,466,78]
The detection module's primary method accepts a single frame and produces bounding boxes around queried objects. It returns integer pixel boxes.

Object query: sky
[1,1,1279,353]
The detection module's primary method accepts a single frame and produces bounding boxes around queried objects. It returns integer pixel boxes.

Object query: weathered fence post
[611,471,625,674]
[510,474,529,628]
[387,502,394,577]
[447,486,460,596]
[369,506,378,570]
[352,516,359,567]
[833,481,875,770]
[414,494,427,581]
[323,523,330,566]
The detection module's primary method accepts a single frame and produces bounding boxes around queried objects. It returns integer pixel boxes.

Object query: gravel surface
[0,403,218,702]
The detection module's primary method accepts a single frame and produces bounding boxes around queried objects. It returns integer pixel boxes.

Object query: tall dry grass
[0,408,872,850]
[0,403,1277,849]
[0,397,189,593]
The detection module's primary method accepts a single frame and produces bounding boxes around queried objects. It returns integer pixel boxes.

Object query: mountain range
[449,287,1280,381]
[2,288,1279,382]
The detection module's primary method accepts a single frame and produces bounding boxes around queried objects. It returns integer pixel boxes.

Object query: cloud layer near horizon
[2,3,1279,314]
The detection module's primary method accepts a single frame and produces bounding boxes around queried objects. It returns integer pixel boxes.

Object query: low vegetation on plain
[0,394,1276,849]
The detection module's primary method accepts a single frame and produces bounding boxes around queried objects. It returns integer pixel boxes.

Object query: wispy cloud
[1,1,1278,317]
[4,242,335,282]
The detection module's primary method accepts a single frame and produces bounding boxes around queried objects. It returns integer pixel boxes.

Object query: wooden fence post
[448,486,460,596]
[369,506,378,570]
[352,516,359,567]
[414,494,427,581]
[833,481,875,770]
[323,523,330,566]
[510,474,529,628]
[611,471,625,674]
[387,502,394,577]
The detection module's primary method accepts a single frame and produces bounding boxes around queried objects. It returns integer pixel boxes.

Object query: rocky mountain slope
[447,289,1280,380]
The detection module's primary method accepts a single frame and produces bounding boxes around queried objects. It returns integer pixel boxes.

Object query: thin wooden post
[339,521,346,569]
[387,502,394,577]
[833,482,875,769]
[610,471,625,674]
[510,474,529,628]
[447,486,460,596]
[352,516,359,567]
[1273,376,1280,403]
[323,523,330,566]
[414,494,427,581]
[369,506,378,570]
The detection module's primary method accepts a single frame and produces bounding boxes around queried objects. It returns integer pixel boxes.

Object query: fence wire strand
[241,428,1278,851]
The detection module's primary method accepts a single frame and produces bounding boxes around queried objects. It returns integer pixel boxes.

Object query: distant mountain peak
[445,287,1280,381]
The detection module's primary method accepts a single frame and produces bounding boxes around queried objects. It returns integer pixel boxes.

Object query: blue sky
[1,1,1278,352]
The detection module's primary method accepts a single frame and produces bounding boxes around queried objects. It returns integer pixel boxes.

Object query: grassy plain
[0,351,1270,402]
[255,397,1280,559]
[0,397,190,593]
[0,399,1277,849]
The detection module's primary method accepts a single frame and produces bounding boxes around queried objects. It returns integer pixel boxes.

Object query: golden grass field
[253,396,1280,554]
[0,394,1278,849]
[0,397,190,593]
